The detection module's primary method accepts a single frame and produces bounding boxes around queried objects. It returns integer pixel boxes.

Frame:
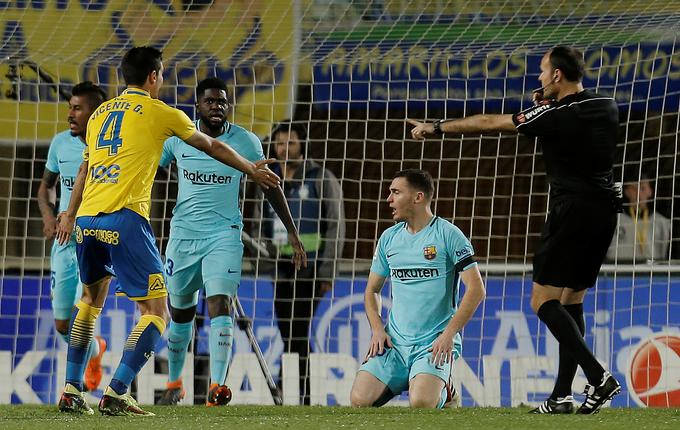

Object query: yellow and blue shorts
[75,208,166,300]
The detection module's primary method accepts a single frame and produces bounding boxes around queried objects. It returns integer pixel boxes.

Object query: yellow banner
[0,0,296,141]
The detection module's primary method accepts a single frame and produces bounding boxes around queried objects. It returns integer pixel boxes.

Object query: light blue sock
[437,385,448,408]
[209,315,233,385]
[58,331,69,345]
[167,320,193,383]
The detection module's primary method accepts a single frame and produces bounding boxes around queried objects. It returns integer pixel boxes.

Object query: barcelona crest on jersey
[423,245,437,260]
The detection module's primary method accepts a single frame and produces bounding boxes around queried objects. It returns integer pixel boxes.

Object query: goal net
[1,0,679,408]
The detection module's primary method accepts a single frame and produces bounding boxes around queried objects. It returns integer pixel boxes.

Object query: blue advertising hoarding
[312,43,680,113]
[1,274,679,406]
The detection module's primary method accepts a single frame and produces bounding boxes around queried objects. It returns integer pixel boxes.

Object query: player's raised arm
[429,265,486,366]
[184,130,280,189]
[55,160,88,245]
[406,115,517,140]
[364,271,392,359]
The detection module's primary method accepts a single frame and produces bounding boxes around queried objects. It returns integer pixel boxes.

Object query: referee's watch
[433,119,444,135]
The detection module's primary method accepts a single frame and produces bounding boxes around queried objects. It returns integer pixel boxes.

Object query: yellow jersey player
[55,46,279,416]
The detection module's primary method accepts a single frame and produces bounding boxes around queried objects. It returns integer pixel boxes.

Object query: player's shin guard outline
[65,301,102,390]
[167,320,194,383]
[109,314,166,395]
[210,315,233,385]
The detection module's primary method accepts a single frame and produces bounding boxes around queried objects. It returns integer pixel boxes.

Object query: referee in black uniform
[407,46,621,415]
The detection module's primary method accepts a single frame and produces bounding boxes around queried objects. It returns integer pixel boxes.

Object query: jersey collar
[123,88,150,97]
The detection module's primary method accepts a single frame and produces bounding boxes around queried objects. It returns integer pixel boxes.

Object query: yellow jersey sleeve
[155,103,196,142]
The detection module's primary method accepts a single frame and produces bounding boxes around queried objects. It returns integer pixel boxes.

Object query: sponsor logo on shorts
[516,113,526,123]
[90,164,120,183]
[423,246,437,260]
[182,169,232,185]
[81,228,119,245]
[148,273,166,293]
[390,267,440,280]
[75,226,83,243]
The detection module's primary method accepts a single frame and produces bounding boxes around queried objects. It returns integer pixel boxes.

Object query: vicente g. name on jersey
[183,169,233,185]
[391,267,439,280]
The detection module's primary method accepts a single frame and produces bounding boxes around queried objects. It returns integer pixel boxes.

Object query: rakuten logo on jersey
[626,333,680,407]
[390,267,440,280]
[61,176,75,190]
[182,169,233,185]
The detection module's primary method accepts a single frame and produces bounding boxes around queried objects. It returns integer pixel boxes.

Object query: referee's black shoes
[529,395,574,414]
[576,372,621,414]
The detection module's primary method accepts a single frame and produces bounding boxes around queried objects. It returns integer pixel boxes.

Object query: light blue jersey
[371,216,477,347]
[160,120,265,239]
[45,130,85,213]
[45,130,84,320]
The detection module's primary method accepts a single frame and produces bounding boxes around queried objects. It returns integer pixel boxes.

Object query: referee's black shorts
[533,197,617,291]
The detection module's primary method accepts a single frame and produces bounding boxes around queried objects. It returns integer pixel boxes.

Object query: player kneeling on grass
[350,169,485,408]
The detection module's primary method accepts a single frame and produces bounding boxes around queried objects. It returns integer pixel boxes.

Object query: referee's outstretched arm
[407,115,517,140]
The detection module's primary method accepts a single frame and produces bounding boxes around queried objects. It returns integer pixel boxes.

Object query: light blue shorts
[164,230,243,308]
[359,341,460,395]
[50,238,82,320]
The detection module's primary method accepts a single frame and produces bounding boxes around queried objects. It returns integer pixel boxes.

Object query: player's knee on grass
[408,391,440,408]
[350,388,375,407]
[409,374,445,408]
[350,371,394,407]
[206,294,232,318]
[350,386,394,407]
[170,305,197,324]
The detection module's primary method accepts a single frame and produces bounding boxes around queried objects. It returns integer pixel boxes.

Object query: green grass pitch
[1,405,679,430]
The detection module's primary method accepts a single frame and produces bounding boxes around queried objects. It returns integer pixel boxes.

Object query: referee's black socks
[550,303,585,399]
[537,300,605,387]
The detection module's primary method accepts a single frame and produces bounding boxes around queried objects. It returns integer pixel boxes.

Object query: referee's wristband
[433,119,445,135]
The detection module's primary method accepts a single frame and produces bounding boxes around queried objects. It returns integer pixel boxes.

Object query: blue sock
[60,331,98,360]
[65,301,102,391]
[209,315,233,385]
[109,315,166,395]
[166,320,193,383]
